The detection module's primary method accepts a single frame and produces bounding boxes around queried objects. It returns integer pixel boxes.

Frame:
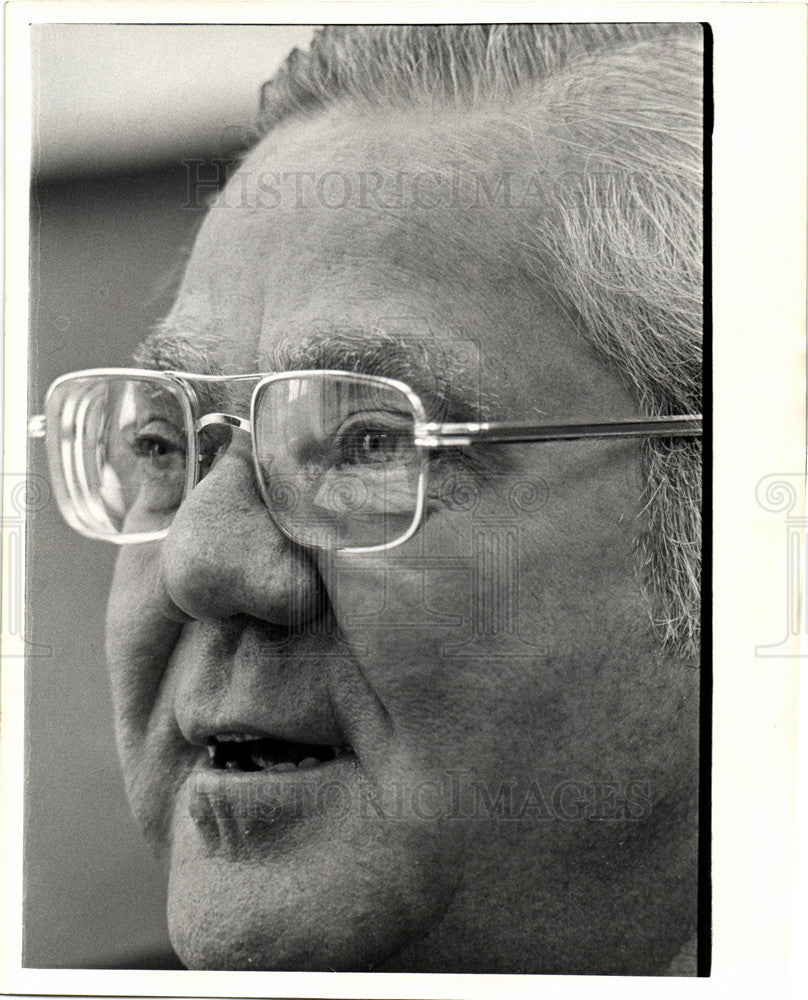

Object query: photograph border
[3,2,806,998]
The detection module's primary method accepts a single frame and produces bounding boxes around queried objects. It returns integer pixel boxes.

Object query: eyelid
[133,416,185,440]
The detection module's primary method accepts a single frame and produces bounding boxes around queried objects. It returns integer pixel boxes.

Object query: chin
[164,764,462,971]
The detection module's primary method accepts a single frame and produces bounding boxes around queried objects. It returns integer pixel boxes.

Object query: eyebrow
[134,321,222,376]
[135,324,501,421]
[269,330,502,420]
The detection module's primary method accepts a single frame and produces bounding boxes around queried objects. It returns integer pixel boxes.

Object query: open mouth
[206,734,352,773]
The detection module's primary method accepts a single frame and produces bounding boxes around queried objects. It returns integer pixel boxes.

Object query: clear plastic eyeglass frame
[29,367,703,553]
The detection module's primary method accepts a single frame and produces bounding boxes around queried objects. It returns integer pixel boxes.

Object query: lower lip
[186,752,359,858]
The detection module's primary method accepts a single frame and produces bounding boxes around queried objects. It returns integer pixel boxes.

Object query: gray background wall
[27,168,205,967]
[25,23,313,968]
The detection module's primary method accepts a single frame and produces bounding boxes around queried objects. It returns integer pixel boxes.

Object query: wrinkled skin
[106,103,699,973]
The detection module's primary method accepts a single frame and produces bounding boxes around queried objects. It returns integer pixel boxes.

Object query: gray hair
[257,24,703,659]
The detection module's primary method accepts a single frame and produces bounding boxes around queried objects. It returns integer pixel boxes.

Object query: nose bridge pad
[196,412,252,480]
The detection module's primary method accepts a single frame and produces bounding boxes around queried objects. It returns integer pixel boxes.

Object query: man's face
[106,104,697,972]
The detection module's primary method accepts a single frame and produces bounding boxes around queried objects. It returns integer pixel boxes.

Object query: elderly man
[33,24,703,974]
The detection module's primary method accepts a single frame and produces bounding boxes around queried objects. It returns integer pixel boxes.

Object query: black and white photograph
[2,4,805,995]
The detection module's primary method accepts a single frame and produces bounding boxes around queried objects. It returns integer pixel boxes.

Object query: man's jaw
[165,703,466,972]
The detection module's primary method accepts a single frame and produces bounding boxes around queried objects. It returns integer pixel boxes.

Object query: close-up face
[103,101,699,973]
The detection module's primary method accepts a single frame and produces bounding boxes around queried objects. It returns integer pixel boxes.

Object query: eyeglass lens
[46,375,194,540]
[253,374,423,550]
[46,373,424,549]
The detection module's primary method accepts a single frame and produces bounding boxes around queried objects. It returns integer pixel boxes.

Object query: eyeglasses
[29,368,702,553]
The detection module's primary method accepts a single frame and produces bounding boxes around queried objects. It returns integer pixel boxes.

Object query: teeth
[204,736,352,772]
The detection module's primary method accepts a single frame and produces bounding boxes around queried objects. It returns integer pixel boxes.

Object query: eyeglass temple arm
[416,415,703,447]
[29,413,703,445]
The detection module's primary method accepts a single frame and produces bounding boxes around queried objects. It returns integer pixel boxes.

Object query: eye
[334,411,412,467]
[129,420,186,470]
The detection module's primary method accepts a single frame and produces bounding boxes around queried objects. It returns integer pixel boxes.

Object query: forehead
[156,101,630,418]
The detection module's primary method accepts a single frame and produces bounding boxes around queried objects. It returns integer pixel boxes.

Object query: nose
[160,435,322,626]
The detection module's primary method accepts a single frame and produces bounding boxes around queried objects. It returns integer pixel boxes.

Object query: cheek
[105,546,183,742]
[107,546,169,662]
[515,447,646,611]
[324,558,559,770]
[106,547,197,848]
[325,455,648,762]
